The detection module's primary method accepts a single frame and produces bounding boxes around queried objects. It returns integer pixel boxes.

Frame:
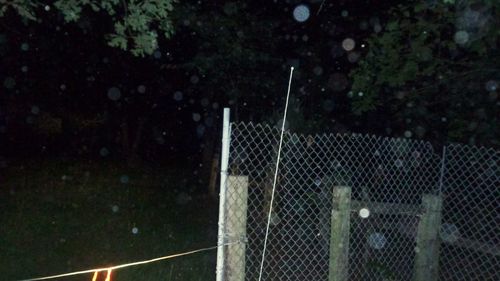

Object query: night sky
[0,0,414,164]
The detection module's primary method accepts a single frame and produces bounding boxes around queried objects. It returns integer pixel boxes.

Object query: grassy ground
[0,158,218,281]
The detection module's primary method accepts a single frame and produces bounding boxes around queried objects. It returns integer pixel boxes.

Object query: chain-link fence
[219,122,499,281]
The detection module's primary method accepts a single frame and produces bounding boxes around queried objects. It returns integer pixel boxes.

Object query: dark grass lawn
[0,159,219,281]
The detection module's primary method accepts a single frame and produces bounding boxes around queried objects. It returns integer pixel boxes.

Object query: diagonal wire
[257,66,295,281]
[14,241,241,281]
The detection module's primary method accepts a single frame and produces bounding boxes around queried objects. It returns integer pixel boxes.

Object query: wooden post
[413,194,443,281]
[329,186,352,281]
[226,175,249,281]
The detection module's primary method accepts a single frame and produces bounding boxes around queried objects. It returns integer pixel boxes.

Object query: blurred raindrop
[327,73,348,92]
[347,52,360,63]
[196,124,205,137]
[368,232,387,249]
[440,223,460,243]
[192,113,201,122]
[137,85,146,94]
[359,21,369,30]
[132,227,139,234]
[322,99,335,112]
[107,87,121,101]
[31,106,40,115]
[99,147,110,157]
[415,126,426,138]
[173,91,183,101]
[485,80,498,92]
[200,98,209,107]
[359,208,370,218]
[313,66,323,76]
[330,44,344,58]
[120,175,130,184]
[341,38,355,51]
[20,43,29,51]
[3,77,16,89]
[293,5,310,22]
[176,192,192,205]
[454,30,469,45]
[190,75,199,84]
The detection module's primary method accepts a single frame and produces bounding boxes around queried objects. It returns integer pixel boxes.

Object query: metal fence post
[216,108,231,281]
[329,186,352,281]
[414,193,443,281]
[226,175,249,281]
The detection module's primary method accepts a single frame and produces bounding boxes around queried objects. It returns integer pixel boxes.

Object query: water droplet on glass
[293,5,310,22]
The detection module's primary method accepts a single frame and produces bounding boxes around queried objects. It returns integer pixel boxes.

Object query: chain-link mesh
[220,122,499,281]
[439,144,499,281]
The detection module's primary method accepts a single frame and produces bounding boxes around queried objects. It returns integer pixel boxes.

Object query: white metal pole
[216,108,231,281]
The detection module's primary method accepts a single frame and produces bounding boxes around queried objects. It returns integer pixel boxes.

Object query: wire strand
[14,241,241,281]
[257,66,294,281]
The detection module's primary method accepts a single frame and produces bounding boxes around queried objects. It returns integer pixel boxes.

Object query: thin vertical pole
[216,108,231,281]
